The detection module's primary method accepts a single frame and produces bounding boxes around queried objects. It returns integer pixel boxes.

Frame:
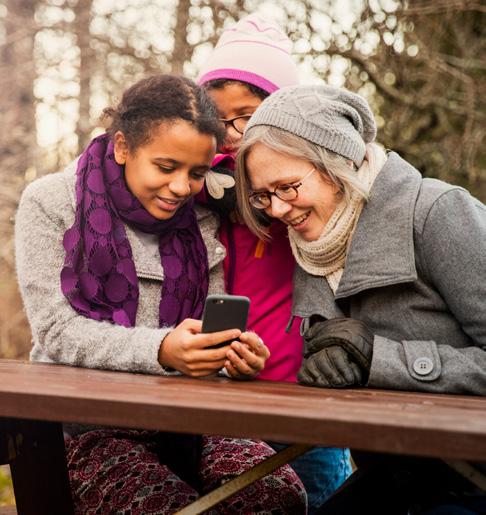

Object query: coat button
[215,246,225,255]
[412,357,434,376]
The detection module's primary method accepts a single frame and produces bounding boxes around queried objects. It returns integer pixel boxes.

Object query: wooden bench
[1,359,486,514]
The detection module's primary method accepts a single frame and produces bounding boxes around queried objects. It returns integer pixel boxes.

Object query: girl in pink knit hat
[198,13,352,513]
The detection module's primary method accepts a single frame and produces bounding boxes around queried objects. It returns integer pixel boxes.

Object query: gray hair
[236,125,384,240]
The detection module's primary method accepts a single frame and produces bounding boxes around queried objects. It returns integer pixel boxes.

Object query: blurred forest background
[0,0,485,361]
[0,0,485,505]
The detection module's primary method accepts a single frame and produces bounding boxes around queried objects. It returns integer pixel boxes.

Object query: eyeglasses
[220,115,252,135]
[249,168,316,209]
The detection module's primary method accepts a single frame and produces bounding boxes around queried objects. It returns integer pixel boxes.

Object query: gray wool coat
[15,160,226,375]
[292,152,486,395]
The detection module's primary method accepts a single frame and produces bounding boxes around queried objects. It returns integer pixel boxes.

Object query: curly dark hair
[102,74,225,150]
[203,79,270,101]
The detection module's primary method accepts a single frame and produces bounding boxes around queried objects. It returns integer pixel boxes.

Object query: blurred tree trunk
[0,0,37,179]
[0,0,38,264]
[171,0,191,74]
[0,0,38,358]
[74,0,94,153]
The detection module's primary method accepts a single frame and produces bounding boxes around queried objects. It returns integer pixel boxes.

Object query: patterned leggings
[66,429,307,514]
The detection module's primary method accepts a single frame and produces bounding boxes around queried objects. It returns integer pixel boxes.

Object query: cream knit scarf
[288,147,388,293]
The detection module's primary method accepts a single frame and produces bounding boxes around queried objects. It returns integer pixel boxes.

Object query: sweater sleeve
[368,189,486,395]
[15,176,170,375]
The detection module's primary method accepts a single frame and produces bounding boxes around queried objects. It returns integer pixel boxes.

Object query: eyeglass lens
[249,168,316,209]
[222,115,251,134]
[251,186,297,208]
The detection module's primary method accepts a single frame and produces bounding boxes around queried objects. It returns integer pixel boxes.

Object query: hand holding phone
[201,294,270,378]
[201,294,250,348]
[159,318,241,377]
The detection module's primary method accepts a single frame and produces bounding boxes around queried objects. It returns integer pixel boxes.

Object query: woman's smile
[286,211,312,230]
[154,195,185,212]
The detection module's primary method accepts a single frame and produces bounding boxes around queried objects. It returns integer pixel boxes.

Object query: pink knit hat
[198,14,299,93]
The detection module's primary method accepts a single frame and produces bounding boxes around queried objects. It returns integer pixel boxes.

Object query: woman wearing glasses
[235,84,486,513]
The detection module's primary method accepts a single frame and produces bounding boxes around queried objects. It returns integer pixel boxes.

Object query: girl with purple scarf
[15,75,306,514]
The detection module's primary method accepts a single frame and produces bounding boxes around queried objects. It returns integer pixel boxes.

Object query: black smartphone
[201,294,250,348]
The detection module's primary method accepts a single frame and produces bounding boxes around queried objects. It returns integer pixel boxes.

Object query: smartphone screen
[201,294,250,347]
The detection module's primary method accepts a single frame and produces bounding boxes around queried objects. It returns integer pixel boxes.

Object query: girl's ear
[113,131,128,165]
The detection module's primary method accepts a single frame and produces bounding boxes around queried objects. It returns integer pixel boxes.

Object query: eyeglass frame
[249,167,317,209]
[220,114,252,135]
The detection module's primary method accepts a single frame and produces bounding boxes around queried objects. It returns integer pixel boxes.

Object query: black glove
[298,318,374,388]
[298,345,364,387]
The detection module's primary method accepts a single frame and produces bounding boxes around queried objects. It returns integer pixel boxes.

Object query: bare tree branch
[171,0,191,74]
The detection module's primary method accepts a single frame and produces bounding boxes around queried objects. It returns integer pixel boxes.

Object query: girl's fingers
[178,319,203,333]
[224,361,240,378]
[226,349,255,376]
[238,332,270,357]
[190,348,230,363]
[193,329,242,349]
[186,358,227,373]
[229,342,263,370]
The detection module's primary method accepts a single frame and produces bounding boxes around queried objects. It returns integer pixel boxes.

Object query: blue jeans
[269,443,352,514]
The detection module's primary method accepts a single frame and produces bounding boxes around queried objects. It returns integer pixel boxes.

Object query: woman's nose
[169,172,191,197]
[267,196,292,219]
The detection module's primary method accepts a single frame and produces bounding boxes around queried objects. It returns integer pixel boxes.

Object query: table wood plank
[0,360,485,461]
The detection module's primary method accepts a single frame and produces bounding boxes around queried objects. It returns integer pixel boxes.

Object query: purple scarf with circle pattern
[61,133,209,328]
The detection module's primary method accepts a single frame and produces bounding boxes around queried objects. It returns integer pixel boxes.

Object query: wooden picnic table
[1,359,486,514]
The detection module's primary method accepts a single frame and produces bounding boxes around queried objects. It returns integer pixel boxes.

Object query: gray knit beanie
[244,85,377,167]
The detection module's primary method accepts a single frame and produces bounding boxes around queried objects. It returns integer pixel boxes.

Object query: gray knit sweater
[15,160,226,375]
